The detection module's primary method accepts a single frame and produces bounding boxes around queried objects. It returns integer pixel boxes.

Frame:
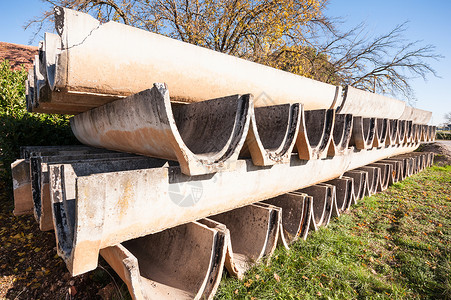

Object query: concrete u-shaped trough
[356,166,380,196]
[30,152,142,231]
[298,184,336,229]
[101,170,411,300]
[387,119,399,146]
[70,84,251,176]
[337,86,406,120]
[349,117,376,150]
[11,145,126,217]
[264,192,313,247]
[343,169,371,200]
[328,114,353,156]
[46,144,419,276]
[241,103,301,165]
[11,7,440,300]
[296,109,335,160]
[208,204,280,278]
[325,177,355,213]
[100,221,226,300]
[368,163,393,192]
[379,159,402,184]
[373,118,389,148]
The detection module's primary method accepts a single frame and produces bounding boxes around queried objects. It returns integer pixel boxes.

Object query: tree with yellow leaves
[26,0,332,78]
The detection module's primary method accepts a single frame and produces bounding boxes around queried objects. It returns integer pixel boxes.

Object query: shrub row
[436,131,451,140]
[0,60,79,193]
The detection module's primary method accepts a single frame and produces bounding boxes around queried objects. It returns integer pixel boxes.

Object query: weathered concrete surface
[411,123,421,143]
[421,125,429,141]
[385,156,413,180]
[373,118,388,148]
[420,125,436,142]
[32,7,341,114]
[397,120,407,144]
[395,152,434,173]
[26,6,434,137]
[98,151,433,299]
[368,163,392,192]
[241,103,301,165]
[71,84,251,176]
[328,114,353,156]
[31,152,145,231]
[350,117,375,150]
[100,221,226,300]
[357,166,380,195]
[12,146,121,218]
[409,107,433,125]
[387,120,399,146]
[20,145,107,159]
[299,184,336,229]
[428,126,436,142]
[30,36,118,113]
[209,204,279,277]
[343,170,370,200]
[399,105,433,129]
[198,218,241,280]
[43,32,59,91]
[33,54,45,109]
[50,156,170,259]
[399,106,433,128]
[337,86,406,119]
[196,219,229,298]
[325,177,354,213]
[11,159,33,216]
[264,193,312,247]
[404,121,413,144]
[379,160,402,184]
[48,144,419,275]
[296,109,335,160]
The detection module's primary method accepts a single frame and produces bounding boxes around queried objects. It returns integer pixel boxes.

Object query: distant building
[438,123,451,130]
[0,41,38,70]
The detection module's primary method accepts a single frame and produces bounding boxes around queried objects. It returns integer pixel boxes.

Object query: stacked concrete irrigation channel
[10,6,438,299]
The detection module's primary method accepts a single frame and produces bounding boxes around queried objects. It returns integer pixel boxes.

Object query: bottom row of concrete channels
[11,144,433,299]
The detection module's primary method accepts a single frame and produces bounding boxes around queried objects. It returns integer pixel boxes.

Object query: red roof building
[0,41,38,70]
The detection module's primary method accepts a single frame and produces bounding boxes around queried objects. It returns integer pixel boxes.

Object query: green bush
[0,59,79,191]
[436,131,451,140]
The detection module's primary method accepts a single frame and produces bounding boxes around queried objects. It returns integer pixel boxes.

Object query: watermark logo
[168,179,204,207]
[254,91,276,107]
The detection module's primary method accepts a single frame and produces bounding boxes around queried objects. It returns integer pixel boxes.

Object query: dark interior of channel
[172,95,249,159]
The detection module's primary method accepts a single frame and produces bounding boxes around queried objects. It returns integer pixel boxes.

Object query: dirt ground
[0,141,450,299]
[417,140,451,166]
[0,182,127,300]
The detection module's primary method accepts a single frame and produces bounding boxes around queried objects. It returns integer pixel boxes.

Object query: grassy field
[216,165,451,300]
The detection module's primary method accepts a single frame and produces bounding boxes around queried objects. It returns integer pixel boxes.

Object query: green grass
[216,165,451,299]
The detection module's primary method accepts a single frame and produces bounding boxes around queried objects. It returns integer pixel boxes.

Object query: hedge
[436,131,451,140]
[0,59,78,194]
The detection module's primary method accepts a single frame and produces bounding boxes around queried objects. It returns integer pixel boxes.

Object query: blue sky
[326,0,451,125]
[1,0,450,125]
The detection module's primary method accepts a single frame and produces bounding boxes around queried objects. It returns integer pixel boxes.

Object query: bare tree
[25,0,137,38]
[294,21,442,103]
[25,0,326,59]
[445,112,451,124]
